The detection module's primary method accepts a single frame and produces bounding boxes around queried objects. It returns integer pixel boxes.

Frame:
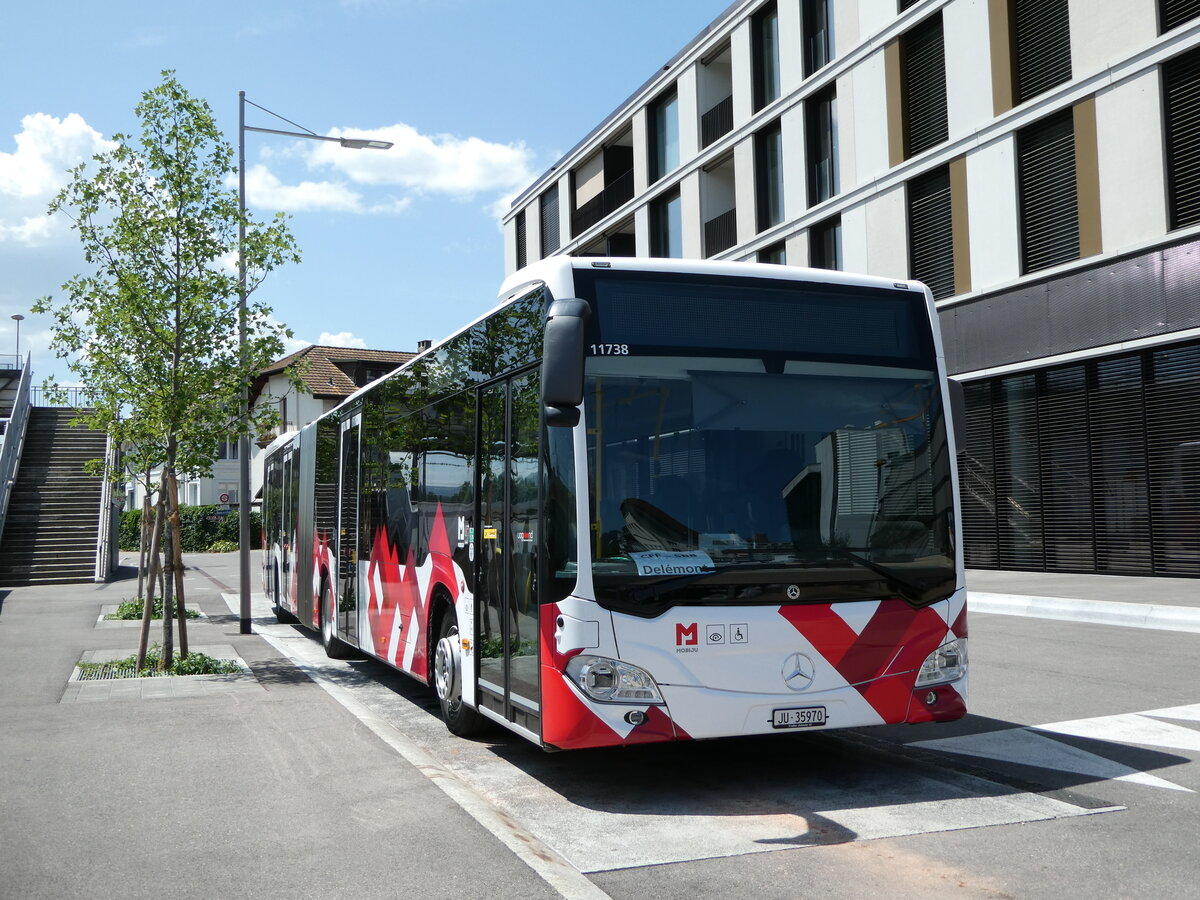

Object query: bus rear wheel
[320,583,359,660]
[434,614,486,736]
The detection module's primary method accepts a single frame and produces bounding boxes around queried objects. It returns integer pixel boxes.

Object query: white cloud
[0,112,114,246]
[306,123,535,199]
[317,331,367,348]
[242,164,364,213]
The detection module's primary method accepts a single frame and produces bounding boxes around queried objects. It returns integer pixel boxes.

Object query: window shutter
[908,166,954,299]
[1160,0,1200,32]
[902,14,948,157]
[1164,47,1200,229]
[1017,110,1079,273]
[540,189,560,257]
[1013,0,1071,104]
[515,211,527,269]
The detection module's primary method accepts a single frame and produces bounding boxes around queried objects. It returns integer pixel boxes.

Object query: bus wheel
[273,567,298,624]
[434,615,486,736]
[320,583,359,660]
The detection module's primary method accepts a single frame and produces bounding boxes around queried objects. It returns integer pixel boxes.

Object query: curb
[969,591,1200,634]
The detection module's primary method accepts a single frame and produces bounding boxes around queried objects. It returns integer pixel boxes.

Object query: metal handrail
[0,352,33,539]
[31,385,94,408]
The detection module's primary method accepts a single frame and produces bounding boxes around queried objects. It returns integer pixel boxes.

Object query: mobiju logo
[676,623,698,646]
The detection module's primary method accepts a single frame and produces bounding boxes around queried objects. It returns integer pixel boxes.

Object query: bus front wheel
[434,614,486,737]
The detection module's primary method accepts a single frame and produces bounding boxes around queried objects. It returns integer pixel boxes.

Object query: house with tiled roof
[124,343,424,512]
[249,344,420,442]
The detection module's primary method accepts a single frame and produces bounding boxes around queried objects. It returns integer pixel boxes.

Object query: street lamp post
[237,93,391,635]
[11,313,23,364]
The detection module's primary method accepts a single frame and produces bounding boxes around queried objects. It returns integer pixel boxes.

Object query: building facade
[503,0,1200,577]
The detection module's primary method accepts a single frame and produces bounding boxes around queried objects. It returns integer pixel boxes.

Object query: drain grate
[76,664,174,681]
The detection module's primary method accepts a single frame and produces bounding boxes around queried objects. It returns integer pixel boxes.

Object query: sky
[0,0,734,387]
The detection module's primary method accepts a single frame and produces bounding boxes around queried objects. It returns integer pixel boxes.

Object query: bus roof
[496,257,926,303]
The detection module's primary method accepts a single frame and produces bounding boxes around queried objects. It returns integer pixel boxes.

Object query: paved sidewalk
[967,568,1200,632]
[0,551,559,900]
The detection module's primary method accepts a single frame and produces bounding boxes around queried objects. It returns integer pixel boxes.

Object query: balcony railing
[31,386,95,408]
[704,208,738,257]
[571,169,635,236]
[701,95,734,148]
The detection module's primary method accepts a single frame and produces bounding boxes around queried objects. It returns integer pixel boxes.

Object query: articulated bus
[262,258,967,750]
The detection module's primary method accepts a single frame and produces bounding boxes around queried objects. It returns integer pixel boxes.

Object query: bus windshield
[573,270,956,614]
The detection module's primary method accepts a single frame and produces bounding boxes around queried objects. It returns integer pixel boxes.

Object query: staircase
[0,408,108,585]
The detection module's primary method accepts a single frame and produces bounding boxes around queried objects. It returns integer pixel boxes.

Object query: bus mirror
[541,297,591,428]
[947,377,966,456]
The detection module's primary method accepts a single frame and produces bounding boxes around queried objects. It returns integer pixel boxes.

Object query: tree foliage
[35,70,302,471]
[34,71,303,666]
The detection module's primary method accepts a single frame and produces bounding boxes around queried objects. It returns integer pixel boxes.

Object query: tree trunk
[161,490,174,670]
[136,490,151,602]
[166,468,188,659]
[136,500,163,671]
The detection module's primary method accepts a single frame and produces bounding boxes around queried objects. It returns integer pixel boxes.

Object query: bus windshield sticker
[629,550,716,577]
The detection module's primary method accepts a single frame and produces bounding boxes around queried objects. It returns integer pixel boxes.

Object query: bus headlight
[565,655,665,704]
[914,639,967,687]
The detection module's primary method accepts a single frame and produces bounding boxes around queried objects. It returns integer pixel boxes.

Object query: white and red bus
[262,258,967,750]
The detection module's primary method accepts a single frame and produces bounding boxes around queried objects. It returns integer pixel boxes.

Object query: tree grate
[76,664,174,681]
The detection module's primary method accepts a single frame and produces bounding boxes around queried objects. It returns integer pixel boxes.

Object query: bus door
[476,370,541,735]
[281,446,296,607]
[336,411,361,647]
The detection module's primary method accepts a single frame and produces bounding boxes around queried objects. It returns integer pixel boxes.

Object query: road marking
[912,704,1199,793]
[1038,712,1200,754]
[228,591,1121,875]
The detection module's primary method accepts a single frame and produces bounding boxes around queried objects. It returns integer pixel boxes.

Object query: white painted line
[1142,703,1200,723]
[223,593,609,900]
[1037,713,1200,755]
[968,591,1200,633]
[914,699,1200,795]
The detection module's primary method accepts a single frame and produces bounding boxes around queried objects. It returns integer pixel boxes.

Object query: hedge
[119,506,262,552]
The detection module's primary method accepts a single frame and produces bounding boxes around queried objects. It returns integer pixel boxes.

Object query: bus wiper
[625,561,796,604]
[824,548,931,606]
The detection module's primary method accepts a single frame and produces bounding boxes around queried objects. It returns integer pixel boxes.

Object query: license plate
[772,706,827,729]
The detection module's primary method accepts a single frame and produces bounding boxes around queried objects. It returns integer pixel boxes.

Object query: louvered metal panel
[515,211,526,270]
[995,375,1044,569]
[1018,111,1079,274]
[540,188,560,256]
[960,381,998,568]
[902,13,948,157]
[1090,357,1154,573]
[961,342,1200,577]
[1164,47,1200,228]
[1147,344,1200,575]
[908,166,954,300]
[1160,0,1200,32]
[1037,366,1094,571]
[1013,0,1071,103]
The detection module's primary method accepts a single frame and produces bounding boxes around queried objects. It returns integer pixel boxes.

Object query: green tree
[35,71,303,668]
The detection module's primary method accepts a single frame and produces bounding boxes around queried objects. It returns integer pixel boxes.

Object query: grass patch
[207,540,238,553]
[77,645,242,678]
[104,598,200,621]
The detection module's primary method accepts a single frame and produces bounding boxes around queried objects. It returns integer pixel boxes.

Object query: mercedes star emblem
[782,652,816,691]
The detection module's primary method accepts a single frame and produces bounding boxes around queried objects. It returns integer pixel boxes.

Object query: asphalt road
[1,555,1197,899]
